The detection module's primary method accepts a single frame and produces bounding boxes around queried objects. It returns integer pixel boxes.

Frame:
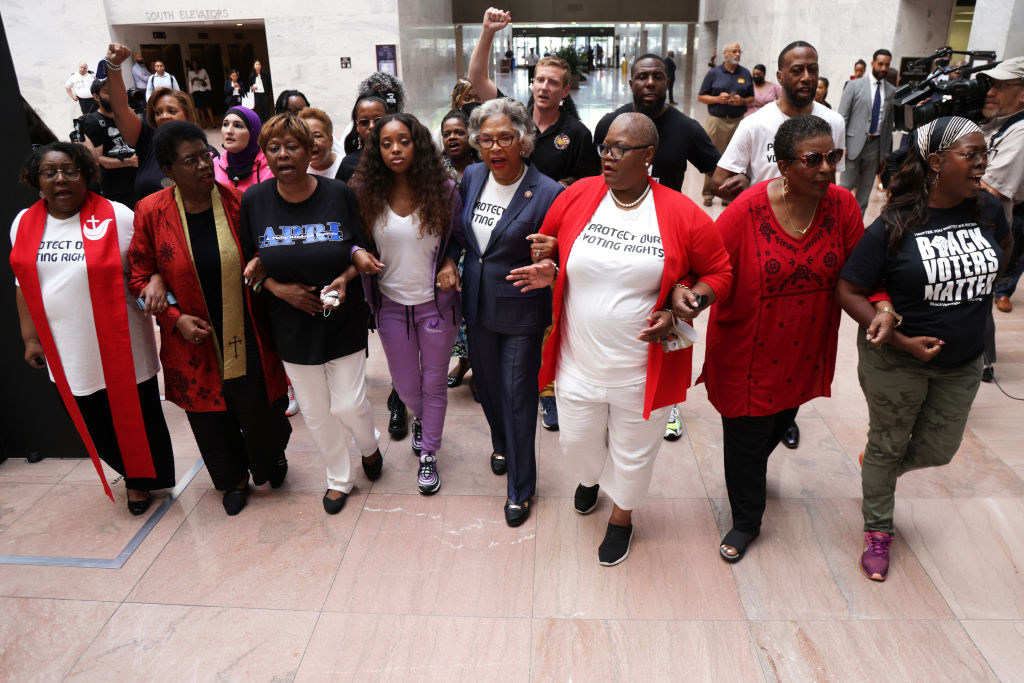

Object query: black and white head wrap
[915,116,982,160]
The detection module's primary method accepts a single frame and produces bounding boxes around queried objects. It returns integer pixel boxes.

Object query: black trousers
[73,375,176,490]
[78,99,98,116]
[467,324,542,503]
[721,407,800,535]
[253,93,271,122]
[668,77,676,102]
[185,349,291,490]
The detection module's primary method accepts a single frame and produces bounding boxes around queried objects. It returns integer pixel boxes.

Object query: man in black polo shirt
[78,78,138,207]
[594,54,720,193]
[697,41,753,206]
[467,8,600,187]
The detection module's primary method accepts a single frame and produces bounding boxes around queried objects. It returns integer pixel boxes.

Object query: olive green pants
[856,332,982,533]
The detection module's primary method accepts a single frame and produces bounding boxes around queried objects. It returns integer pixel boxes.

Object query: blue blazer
[460,161,563,336]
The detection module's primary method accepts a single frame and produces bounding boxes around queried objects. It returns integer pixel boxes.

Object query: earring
[39,190,44,199]
[783,177,790,196]
[644,162,650,167]
[931,171,940,187]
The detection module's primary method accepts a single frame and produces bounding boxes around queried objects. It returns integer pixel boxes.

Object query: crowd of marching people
[14,7,1021,577]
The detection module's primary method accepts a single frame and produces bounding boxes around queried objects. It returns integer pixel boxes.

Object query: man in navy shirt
[698,42,754,206]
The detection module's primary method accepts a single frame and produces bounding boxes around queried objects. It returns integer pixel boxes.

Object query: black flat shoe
[323,490,347,515]
[574,483,599,515]
[222,486,249,516]
[504,498,531,527]
[446,374,462,388]
[268,459,288,489]
[598,522,633,566]
[782,422,800,449]
[387,389,408,439]
[719,528,759,563]
[362,449,383,481]
[490,453,507,475]
[126,493,153,516]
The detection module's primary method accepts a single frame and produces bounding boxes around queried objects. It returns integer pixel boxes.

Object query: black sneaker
[573,483,599,515]
[598,523,633,566]
[387,388,408,439]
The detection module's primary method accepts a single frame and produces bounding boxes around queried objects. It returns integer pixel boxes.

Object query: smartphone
[688,294,709,310]
[135,292,178,311]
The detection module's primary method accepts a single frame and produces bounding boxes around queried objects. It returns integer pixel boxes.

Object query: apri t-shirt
[840,192,1009,367]
[470,172,525,253]
[559,191,664,387]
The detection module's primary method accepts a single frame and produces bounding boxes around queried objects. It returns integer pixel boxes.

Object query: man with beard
[78,78,138,207]
[594,54,720,193]
[468,7,600,187]
[838,49,894,215]
[708,40,846,451]
[978,56,1024,385]
[710,41,846,203]
[698,42,754,206]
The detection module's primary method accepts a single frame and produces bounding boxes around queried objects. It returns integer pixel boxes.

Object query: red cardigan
[127,183,287,413]
[537,176,733,418]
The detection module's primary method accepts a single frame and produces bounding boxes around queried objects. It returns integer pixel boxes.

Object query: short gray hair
[469,98,536,156]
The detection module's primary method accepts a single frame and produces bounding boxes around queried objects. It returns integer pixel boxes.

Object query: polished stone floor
[2,66,1024,681]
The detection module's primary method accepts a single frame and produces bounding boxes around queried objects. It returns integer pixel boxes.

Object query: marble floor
[3,67,1024,682]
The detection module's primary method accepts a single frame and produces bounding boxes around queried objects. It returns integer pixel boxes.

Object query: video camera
[892,48,999,131]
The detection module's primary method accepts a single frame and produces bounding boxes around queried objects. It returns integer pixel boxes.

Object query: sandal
[719,528,759,563]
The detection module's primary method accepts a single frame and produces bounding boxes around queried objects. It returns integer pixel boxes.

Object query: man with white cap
[980,56,1024,314]
[978,55,1024,383]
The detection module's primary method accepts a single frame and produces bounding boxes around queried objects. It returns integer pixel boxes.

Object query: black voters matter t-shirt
[239,175,369,365]
[594,103,720,192]
[840,193,1009,367]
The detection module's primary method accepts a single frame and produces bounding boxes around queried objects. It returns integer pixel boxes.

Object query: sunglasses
[788,149,845,167]
[357,116,383,128]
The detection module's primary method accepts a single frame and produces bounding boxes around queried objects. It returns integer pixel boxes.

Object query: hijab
[224,106,263,181]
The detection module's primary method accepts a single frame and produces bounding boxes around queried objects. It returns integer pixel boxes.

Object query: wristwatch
[877,305,902,327]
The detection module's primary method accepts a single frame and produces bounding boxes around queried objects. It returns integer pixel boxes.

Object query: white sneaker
[664,405,683,441]
[285,385,299,417]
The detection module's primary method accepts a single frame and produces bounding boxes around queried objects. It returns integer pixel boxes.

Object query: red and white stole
[10,192,155,500]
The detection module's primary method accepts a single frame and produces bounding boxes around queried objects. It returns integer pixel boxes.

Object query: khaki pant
[856,333,982,533]
[702,115,742,200]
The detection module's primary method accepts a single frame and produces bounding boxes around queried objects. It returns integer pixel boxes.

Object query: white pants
[555,372,671,511]
[283,352,379,493]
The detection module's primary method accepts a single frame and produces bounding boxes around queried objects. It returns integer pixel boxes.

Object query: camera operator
[77,78,138,208]
[979,57,1024,380]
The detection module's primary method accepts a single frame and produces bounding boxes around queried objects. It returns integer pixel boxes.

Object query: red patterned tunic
[701,180,864,417]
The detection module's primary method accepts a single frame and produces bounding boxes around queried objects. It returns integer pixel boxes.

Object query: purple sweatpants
[377,294,460,454]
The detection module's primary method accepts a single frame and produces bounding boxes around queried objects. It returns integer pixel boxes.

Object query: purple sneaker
[417,452,440,495]
[861,531,893,581]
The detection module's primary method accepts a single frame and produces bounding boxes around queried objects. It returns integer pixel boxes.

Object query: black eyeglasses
[788,149,845,167]
[596,143,649,160]
[477,134,517,149]
[357,116,383,128]
[39,166,82,181]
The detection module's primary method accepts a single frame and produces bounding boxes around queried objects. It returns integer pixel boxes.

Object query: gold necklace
[781,181,819,236]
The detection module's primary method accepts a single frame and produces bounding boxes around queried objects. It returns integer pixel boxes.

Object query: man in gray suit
[839,49,894,215]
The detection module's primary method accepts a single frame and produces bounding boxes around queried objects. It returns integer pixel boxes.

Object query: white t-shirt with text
[559,192,664,388]
[718,100,847,182]
[10,202,160,395]
[470,172,525,253]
